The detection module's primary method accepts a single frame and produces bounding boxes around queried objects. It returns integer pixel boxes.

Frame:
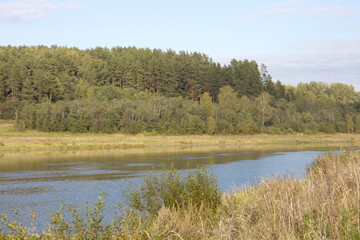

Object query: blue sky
[1,0,359,90]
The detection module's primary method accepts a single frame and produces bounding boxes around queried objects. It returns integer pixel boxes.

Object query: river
[0,144,355,229]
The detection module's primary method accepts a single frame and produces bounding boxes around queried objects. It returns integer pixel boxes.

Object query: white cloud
[294,39,360,51]
[0,0,80,21]
[216,39,360,91]
[306,6,355,17]
[237,1,358,19]
[318,24,360,31]
[256,50,360,90]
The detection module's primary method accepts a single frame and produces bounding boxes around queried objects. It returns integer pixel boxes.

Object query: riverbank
[0,120,359,156]
[1,151,359,239]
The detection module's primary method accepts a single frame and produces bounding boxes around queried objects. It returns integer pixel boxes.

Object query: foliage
[0,193,119,240]
[0,46,360,135]
[0,46,269,104]
[123,166,221,216]
[13,83,360,135]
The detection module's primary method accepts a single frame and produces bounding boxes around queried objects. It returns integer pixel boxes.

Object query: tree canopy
[0,45,359,135]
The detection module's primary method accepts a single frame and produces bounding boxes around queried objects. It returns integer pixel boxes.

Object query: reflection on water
[0,144,355,228]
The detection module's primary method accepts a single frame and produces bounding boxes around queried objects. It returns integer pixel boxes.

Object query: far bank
[0,120,359,156]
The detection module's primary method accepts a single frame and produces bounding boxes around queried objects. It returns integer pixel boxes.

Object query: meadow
[1,120,359,156]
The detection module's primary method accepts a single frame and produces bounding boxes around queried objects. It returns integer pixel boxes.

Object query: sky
[0,0,359,90]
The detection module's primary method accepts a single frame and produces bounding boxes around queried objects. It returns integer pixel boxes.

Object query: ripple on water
[0,186,52,195]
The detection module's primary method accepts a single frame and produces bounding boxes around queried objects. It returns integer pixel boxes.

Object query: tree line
[0,45,272,103]
[1,45,360,134]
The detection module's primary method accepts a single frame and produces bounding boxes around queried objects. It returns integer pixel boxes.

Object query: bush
[123,167,221,216]
[318,123,336,134]
[0,193,117,239]
[263,126,282,134]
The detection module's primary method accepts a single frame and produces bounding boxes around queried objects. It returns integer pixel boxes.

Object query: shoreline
[0,151,358,238]
[1,134,359,159]
[1,120,359,157]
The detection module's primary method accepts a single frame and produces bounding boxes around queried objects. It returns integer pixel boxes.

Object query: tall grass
[0,152,359,239]
[216,152,360,240]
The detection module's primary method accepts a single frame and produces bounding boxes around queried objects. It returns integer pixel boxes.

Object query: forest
[0,45,359,134]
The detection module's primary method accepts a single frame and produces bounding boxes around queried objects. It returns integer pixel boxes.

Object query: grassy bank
[1,152,359,239]
[1,120,360,156]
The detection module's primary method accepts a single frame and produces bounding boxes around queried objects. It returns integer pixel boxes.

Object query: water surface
[0,144,354,228]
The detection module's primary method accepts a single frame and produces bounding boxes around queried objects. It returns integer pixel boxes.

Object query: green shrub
[318,123,336,134]
[0,193,115,239]
[123,167,221,216]
[263,126,282,134]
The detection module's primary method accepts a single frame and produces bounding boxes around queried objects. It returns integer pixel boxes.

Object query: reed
[215,152,360,240]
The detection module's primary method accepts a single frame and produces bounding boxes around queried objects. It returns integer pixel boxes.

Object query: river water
[0,144,355,228]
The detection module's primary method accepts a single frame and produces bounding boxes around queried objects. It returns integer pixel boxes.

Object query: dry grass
[114,152,359,239]
[123,152,359,240]
[122,205,217,239]
[211,152,359,240]
[1,120,359,156]
[110,152,360,240]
